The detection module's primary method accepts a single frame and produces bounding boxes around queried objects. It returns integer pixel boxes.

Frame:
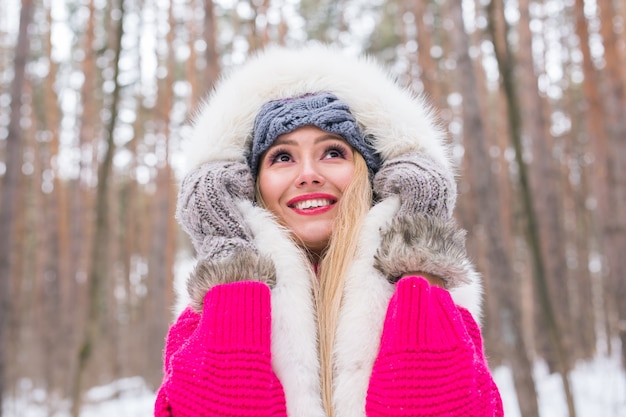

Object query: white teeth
[294,198,333,210]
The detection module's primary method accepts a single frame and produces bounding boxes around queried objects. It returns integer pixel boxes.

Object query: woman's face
[257,126,356,255]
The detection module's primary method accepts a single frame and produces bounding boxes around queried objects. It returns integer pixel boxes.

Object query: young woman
[155,45,503,417]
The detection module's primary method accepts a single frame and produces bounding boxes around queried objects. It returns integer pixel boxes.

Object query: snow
[493,355,626,417]
[3,377,155,417]
[4,354,626,416]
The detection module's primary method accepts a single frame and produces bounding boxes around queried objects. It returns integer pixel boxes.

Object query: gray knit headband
[248,92,381,178]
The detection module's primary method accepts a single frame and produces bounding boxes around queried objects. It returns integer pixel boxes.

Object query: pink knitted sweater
[155,277,503,416]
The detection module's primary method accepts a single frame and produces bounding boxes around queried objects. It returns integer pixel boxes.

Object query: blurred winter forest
[1,0,625,416]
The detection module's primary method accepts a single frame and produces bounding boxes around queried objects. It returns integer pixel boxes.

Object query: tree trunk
[186,3,201,105]
[69,0,125,414]
[573,0,612,356]
[146,0,177,386]
[597,0,626,370]
[449,3,539,416]
[562,95,596,360]
[69,0,98,374]
[38,1,67,396]
[411,0,442,105]
[204,0,220,92]
[487,0,576,416]
[553,7,596,360]
[0,0,34,412]
[517,0,575,377]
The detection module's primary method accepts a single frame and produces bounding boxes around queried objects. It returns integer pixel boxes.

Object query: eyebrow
[271,133,345,147]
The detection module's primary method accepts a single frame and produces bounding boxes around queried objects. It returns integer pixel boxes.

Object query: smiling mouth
[290,198,336,210]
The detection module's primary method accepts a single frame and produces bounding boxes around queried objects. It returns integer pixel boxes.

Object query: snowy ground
[4,354,625,417]
[494,354,626,417]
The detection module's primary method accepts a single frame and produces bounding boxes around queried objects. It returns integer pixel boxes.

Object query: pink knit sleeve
[154,281,287,417]
[366,276,503,417]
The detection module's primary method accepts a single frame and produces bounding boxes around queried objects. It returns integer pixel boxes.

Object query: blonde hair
[317,151,371,416]
[255,151,372,417]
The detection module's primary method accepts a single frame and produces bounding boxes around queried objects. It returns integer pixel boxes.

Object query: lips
[293,198,334,210]
[287,193,337,214]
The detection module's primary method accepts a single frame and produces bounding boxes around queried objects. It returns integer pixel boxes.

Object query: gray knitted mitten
[176,161,275,311]
[373,152,456,220]
[373,152,472,288]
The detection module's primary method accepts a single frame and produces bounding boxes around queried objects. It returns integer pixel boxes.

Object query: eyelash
[266,144,349,164]
[322,145,348,159]
[267,147,291,164]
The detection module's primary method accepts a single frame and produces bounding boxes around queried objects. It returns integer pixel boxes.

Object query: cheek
[257,171,283,211]
[335,165,356,192]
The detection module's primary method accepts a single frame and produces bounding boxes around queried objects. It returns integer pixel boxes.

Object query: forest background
[1,0,625,416]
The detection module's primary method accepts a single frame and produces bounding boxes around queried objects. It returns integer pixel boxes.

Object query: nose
[295,159,325,187]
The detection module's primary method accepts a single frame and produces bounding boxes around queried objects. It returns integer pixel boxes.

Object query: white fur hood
[176,44,483,417]
[182,44,451,176]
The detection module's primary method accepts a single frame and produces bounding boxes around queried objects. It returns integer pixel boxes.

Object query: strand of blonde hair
[317,152,371,417]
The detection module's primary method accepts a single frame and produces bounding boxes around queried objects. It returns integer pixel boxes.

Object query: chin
[296,232,331,254]
[289,222,334,253]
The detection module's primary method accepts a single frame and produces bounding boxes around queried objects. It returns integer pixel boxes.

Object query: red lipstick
[287,193,337,215]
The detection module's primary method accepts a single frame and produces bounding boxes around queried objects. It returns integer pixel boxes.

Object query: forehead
[270,126,346,147]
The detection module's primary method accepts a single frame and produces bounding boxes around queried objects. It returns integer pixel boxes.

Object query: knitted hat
[248,92,381,178]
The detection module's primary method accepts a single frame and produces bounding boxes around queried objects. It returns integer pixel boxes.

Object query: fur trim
[237,200,326,417]
[187,248,275,313]
[183,44,451,177]
[449,268,483,324]
[333,198,483,417]
[333,198,398,417]
[374,212,473,289]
